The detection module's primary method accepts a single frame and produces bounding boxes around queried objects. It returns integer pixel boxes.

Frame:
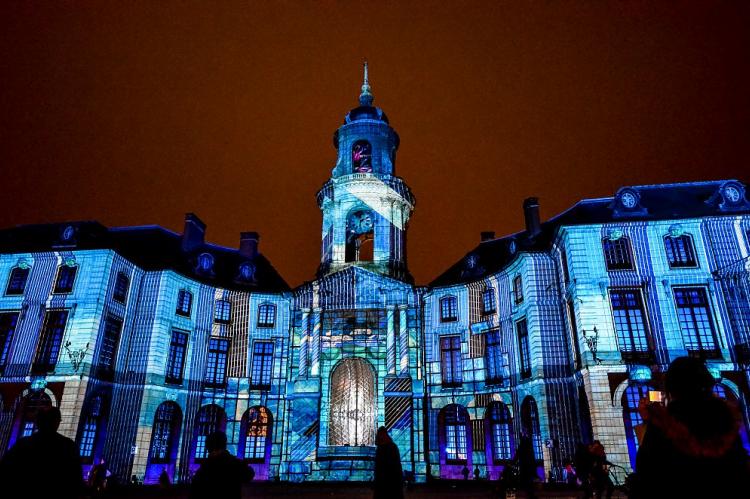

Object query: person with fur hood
[630,356,749,498]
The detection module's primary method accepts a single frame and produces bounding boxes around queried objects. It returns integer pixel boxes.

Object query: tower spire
[359,59,373,106]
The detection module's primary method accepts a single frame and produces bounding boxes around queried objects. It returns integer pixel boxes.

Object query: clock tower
[317,62,415,282]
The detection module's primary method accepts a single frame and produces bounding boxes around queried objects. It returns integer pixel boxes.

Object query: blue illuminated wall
[0,73,749,486]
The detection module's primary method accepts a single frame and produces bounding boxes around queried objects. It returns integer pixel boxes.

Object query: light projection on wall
[328,358,376,446]
[346,209,375,262]
[352,140,372,173]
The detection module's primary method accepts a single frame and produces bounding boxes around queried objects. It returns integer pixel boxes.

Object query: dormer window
[603,235,634,271]
[440,296,458,322]
[198,253,214,273]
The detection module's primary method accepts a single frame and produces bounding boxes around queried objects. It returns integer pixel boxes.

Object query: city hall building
[0,71,749,484]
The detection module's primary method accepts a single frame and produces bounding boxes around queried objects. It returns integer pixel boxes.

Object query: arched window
[439,404,470,463]
[345,209,375,262]
[148,402,182,464]
[664,234,697,268]
[622,383,652,468]
[192,405,226,461]
[78,394,108,463]
[329,358,376,446]
[240,406,273,462]
[352,140,372,173]
[520,396,542,460]
[486,402,513,461]
[602,236,633,271]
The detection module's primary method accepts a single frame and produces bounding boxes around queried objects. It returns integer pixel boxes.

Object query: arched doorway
[329,358,376,446]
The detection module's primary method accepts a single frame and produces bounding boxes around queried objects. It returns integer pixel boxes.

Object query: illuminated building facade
[1,68,749,484]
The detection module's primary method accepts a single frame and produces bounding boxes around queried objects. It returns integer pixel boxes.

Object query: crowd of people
[0,357,747,498]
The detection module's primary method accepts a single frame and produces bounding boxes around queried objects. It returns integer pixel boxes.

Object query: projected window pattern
[482,288,496,315]
[665,234,697,268]
[443,405,468,462]
[176,289,192,317]
[440,335,462,387]
[440,296,458,322]
[149,402,180,463]
[329,358,376,446]
[113,272,129,303]
[485,329,504,385]
[204,338,229,388]
[243,406,271,461]
[258,303,276,328]
[488,402,512,461]
[610,290,650,354]
[214,300,231,324]
[0,312,19,369]
[250,341,274,389]
[6,267,29,295]
[603,237,633,271]
[79,395,104,461]
[165,330,188,384]
[97,315,123,379]
[516,319,531,379]
[32,310,68,374]
[194,405,224,461]
[53,264,77,294]
[674,287,718,353]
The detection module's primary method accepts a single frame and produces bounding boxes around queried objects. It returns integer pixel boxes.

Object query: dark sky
[1,1,749,287]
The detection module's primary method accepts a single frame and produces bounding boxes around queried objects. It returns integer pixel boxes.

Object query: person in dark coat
[631,356,750,498]
[374,426,403,499]
[0,406,84,499]
[189,431,251,499]
[514,435,538,499]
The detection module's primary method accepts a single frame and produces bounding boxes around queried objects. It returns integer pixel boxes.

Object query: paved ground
[97,482,628,498]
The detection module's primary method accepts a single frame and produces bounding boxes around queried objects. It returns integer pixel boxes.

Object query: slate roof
[0,221,290,293]
[430,179,750,287]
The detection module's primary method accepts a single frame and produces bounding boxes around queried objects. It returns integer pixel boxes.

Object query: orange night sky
[1,1,749,286]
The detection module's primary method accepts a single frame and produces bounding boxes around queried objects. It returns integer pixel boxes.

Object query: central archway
[328,357,376,446]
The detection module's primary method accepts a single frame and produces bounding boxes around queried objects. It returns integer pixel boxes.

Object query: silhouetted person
[89,457,109,496]
[0,406,83,499]
[159,467,171,489]
[588,441,613,499]
[631,356,750,498]
[374,426,403,499]
[190,431,250,499]
[514,435,537,499]
[461,464,469,480]
[574,442,594,495]
[473,465,480,480]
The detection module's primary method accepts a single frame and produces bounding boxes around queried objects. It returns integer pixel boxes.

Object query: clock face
[348,210,374,234]
[621,191,637,209]
[352,140,372,173]
[724,185,741,203]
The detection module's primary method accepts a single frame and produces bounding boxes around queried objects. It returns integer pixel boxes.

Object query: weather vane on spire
[359,59,373,106]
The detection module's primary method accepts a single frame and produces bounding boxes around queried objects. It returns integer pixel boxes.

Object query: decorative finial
[359,59,373,106]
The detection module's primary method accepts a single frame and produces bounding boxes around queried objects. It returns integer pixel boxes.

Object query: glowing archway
[328,357,376,446]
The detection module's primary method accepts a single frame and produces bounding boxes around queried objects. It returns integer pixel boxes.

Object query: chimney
[182,213,206,252]
[480,231,495,242]
[239,232,260,258]
[523,197,541,237]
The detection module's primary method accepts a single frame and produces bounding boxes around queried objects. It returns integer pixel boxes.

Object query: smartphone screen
[648,390,663,403]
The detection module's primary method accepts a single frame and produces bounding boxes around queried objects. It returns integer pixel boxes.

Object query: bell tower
[317,62,415,282]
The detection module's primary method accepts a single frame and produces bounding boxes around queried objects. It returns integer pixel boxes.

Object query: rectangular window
[492,422,512,460]
[516,319,531,379]
[257,304,276,328]
[610,289,652,360]
[250,341,274,389]
[113,272,129,303]
[204,337,229,388]
[53,265,77,294]
[513,275,524,304]
[6,267,30,296]
[32,310,68,374]
[96,315,123,379]
[214,300,231,324]
[0,312,20,369]
[440,335,462,387]
[560,248,570,284]
[445,423,467,461]
[485,329,504,385]
[482,289,496,315]
[176,289,192,317]
[165,330,188,384]
[674,287,719,355]
[79,418,97,459]
[603,237,634,271]
[665,235,698,268]
[440,296,458,322]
